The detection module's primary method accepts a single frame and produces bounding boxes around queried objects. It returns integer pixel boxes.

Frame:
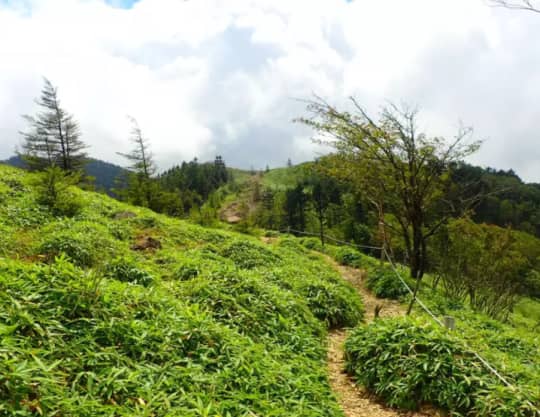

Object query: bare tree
[488,0,540,13]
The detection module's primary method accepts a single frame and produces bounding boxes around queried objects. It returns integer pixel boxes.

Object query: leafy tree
[432,219,533,319]
[19,78,87,172]
[285,183,308,231]
[307,168,341,246]
[298,98,480,313]
[117,117,157,207]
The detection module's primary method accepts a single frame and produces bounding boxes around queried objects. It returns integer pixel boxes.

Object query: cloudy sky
[1,0,539,181]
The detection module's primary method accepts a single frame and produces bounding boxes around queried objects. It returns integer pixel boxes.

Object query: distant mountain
[1,155,128,195]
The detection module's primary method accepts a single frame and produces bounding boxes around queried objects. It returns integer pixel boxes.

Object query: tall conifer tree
[20,78,87,172]
[117,116,157,207]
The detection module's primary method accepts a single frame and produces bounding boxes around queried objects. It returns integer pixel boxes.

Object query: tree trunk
[407,275,421,315]
[378,203,385,264]
[407,221,425,315]
[318,211,325,247]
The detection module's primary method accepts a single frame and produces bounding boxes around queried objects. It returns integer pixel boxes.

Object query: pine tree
[19,78,87,172]
[117,116,157,207]
[213,155,228,185]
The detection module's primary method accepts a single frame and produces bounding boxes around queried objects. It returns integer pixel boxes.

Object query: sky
[1,0,540,181]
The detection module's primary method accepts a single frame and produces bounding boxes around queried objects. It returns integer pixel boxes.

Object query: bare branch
[488,0,540,13]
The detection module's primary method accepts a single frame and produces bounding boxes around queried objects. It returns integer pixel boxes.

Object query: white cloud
[0,0,539,180]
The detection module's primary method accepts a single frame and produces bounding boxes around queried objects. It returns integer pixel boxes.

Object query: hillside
[299,239,540,416]
[1,163,539,417]
[2,155,127,195]
[0,163,364,416]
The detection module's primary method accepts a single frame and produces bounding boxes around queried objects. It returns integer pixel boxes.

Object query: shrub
[104,256,154,286]
[524,270,540,299]
[299,237,323,251]
[331,246,364,267]
[107,222,132,241]
[133,215,159,229]
[37,221,120,268]
[0,256,345,417]
[301,281,364,328]
[34,166,83,217]
[180,271,324,354]
[173,261,200,281]
[366,266,408,299]
[344,318,539,416]
[221,240,281,269]
[39,233,95,267]
[276,237,309,254]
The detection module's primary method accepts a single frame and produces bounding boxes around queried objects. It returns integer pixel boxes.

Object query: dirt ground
[325,260,436,417]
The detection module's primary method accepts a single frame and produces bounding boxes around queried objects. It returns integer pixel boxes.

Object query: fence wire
[273,227,530,397]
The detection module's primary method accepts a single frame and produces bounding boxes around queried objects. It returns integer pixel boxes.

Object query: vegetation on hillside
[344,319,539,416]
[300,237,540,416]
[0,164,363,416]
[2,155,127,195]
[5,77,540,416]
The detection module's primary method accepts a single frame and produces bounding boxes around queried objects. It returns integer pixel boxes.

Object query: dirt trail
[326,259,434,417]
[258,238,434,416]
[220,174,261,224]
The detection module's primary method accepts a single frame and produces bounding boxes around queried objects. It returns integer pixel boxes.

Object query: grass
[344,318,539,417]
[260,163,312,190]
[0,163,364,416]
[298,237,540,416]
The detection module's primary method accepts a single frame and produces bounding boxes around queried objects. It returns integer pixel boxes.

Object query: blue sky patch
[105,0,140,9]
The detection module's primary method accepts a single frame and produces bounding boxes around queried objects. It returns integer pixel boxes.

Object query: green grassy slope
[260,163,312,190]
[0,164,364,416]
[296,238,540,416]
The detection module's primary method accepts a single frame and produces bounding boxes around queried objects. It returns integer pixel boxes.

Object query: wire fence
[278,227,383,251]
[381,247,516,389]
[273,227,526,394]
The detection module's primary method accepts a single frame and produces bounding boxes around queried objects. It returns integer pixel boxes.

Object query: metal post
[443,316,455,331]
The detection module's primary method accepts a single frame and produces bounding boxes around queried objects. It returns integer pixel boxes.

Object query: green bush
[366,266,408,299]
[524,270,540,298]
[180,270,324,354]
[299,237,323,251]
[302,281,364,328]
[39,232,95,267]
[0,254,345,417]
[37,219,123,268]
[173,261,200,280]
[50,189,83,217]
[344,318,539,416]
[221,240,281,269]
[257,257,364,327]
[331,246,364,267]
[34,167,83,217]
[105,256,154,286]
[276,237,309,254]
